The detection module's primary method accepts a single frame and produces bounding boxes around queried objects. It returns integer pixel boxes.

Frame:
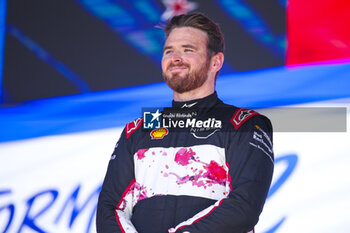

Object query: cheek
[186,56,202,67]
[161,58,168,72]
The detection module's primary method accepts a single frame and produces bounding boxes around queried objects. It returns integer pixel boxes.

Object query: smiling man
[162,17,224,101]
[97,13,274,233]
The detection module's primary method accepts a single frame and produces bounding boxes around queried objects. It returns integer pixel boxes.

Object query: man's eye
[184,49,193,52]
[164,50,173,55]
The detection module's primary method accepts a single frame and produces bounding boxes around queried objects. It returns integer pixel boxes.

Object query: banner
[0,128,121,233]
[1,100,349,233]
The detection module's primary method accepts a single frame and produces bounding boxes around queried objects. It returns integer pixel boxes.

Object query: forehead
[164,27,208,47]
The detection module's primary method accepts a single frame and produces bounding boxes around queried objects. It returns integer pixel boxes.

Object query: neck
[173,87,215,102]
[173,75,216,101]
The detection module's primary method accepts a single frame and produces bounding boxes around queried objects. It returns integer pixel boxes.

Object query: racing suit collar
[172,92,218,109]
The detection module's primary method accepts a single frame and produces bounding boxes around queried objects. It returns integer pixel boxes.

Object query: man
[97,12,274,233]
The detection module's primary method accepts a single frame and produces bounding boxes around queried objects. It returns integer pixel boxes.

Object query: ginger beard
[162,57,211,94]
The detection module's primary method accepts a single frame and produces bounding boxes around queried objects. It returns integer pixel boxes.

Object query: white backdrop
[1,100,349,233]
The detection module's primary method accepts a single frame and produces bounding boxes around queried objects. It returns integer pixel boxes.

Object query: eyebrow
[182,44,197,49]
[163,44,198,52]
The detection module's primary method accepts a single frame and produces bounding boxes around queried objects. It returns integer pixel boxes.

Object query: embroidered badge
[230,108,259,130]
[126,118,143,139]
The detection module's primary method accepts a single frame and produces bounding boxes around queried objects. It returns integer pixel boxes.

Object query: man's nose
[171,52,183,64]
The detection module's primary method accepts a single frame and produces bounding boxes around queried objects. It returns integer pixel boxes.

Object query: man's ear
[211,52,224,73]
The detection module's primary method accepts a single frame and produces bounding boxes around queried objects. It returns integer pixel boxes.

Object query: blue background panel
[1,62,350,142]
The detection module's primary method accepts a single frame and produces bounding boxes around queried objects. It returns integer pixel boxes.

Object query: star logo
[161,0,198,21]
[151,109,162,122]
[143,108,163,129]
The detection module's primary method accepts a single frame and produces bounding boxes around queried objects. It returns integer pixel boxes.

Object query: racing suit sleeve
[170,115,274,233]
[96,127,138,233]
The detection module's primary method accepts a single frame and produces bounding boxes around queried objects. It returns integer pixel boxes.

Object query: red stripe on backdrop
[287,0,350,65]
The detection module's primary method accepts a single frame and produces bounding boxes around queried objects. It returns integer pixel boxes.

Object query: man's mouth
[170,66,187,72]
[168,64,189,72]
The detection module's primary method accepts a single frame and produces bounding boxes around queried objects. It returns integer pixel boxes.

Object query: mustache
[167,62,190,70]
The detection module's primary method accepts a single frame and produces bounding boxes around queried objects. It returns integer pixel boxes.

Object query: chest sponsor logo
[150,128,168,139]
[191,129,220,139]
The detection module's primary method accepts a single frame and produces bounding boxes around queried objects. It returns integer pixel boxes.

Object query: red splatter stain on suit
[136,149,149,160]
[174,148,196,166]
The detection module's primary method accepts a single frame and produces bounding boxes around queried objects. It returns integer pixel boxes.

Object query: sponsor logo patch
[126,117,143,139]
[150,127,168,139]
[181,102,197,108]
[230,108,259,130]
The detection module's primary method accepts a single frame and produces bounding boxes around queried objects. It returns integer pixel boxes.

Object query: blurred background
[1,0,350,232]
